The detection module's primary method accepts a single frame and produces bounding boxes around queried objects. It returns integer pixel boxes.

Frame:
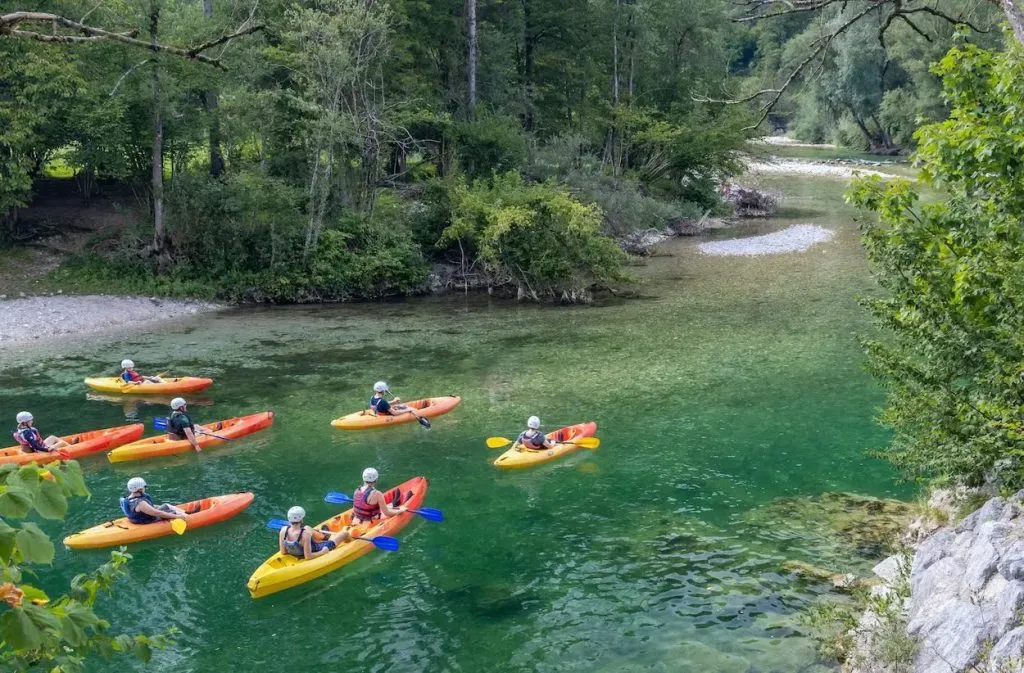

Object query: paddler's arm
[279,527,288,556]
[181,426,203,452]
[375,491,407,518]
[135,501,183,520]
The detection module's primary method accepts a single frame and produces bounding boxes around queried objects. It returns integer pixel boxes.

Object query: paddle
[383,390,431,429]
[153,417,232,442]
[485,435,601,450]
[323,491,444,522]
[265,519,400,551]
[170,518,187,535]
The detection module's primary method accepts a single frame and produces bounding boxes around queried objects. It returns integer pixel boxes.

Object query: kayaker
[515,416,557,451]
[120,359,163,385]
[166,398,208,452]
[12,412,69,453]
[279,506,352,560]
[121,477,187,524]
[352,467,407,524]
[369,381,427,423]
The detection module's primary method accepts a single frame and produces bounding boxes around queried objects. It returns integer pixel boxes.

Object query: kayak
[63,492,254,549]
[107,411,274,463]
[246,476,428,599]
[493,422,598,469]
[0,423,144,466]
[330,396,461,430]
[84,376,214,395]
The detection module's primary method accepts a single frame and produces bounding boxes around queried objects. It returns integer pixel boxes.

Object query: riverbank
[0,295,221,350]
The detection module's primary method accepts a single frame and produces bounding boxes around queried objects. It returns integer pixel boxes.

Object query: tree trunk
[467,0,477,119]
[150,1,165,251]
[202,0,224,177]
[1000,0,1024,45]
[520,0,536,131]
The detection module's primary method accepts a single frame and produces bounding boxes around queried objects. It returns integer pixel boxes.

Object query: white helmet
[121,359,135,370]
[287,506,306,523]
[170,397,187,410]
[373,381,388,393]
[15,411,33,424]
[362,467,379,483]
[126,477,147,492]
[527,416,541,429]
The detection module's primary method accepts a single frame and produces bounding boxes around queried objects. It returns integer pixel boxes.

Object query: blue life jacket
[121,494,158,524]
[369,395,391,415]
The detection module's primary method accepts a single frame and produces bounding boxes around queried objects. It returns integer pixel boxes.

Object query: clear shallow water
[0,175,907,672]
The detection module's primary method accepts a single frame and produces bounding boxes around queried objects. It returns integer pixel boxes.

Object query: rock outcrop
[848,492,1024,673]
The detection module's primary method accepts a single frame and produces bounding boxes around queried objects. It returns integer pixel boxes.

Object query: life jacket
[167,411,191,439]
[369,395,390,415]
[13,427,45,452]
[282,526,306,558]
[518,429,546,449]
[353,486,380,521]
[121,370,142,383]
[121,493,158,524]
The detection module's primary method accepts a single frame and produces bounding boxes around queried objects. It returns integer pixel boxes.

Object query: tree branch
[0,11,264,69]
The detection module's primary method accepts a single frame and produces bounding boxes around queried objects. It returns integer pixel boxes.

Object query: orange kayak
[0,423,144,466]
[493,422,598,469]
[247,476,428,598]
[107,411,274,463]
[330,396,461,430]
[63,492,254,549]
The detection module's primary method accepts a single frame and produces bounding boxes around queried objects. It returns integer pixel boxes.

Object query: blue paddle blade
[417,416,431,429]
[324,492,352,504]
[411,507,444,522]
[361,535,400,552]
[153,417,168,430]
[267,518,289,531]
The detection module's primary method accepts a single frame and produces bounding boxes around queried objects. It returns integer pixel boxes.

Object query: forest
[0,0,1010,303]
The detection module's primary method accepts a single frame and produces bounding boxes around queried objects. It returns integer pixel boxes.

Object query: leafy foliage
[847,39,1024,488]
[0,461,170,671]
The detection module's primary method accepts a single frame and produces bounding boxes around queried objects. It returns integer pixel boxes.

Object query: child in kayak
[515,416,557,451]
[166,398,209,452]
[351,467,407,524]
[12,411,69,453]
[280,506,352,560]
[120,359,163,385]
[121,478,187,524]
[369,381,429,426]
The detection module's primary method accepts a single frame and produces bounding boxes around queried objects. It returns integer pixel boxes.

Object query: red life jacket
[353,486,380,520]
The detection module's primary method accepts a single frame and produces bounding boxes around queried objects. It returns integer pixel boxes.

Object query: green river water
[0,170,909,672]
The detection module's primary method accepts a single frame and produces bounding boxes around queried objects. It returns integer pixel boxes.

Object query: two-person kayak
[64,492,254,549]
[331,396,461,430]
[107,411,274,463]
[84,376,214,395]
[0,423,143,466]
[246,476,428,598]
[493,422,598,469]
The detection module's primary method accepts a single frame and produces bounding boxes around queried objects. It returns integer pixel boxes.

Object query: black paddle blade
[418,417,431,429]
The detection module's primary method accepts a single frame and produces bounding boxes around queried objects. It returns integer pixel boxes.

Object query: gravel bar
[698,225,834,257]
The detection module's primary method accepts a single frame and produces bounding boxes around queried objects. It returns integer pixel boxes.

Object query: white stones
[697,225,834,257]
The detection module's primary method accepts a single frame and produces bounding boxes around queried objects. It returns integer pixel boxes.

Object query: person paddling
[12,412,69,453]
[515,416,557,451]
[279,506,352,560]
[121,477,187,524]
[369,381,429,426]
[166,398,208,452]
[120,359,163,385]
[352,467,407,524]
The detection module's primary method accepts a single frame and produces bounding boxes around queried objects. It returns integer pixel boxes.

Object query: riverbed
[0,168,905,672]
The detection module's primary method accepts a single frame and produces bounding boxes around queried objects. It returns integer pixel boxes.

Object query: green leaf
[0,606,43,650]
[0,518,16,563]
[15,522,55,564]
[49,461,88,498]
[0,486,35,518]
[19,584,49,603]
[133,637,152,663]
[33,479,68,520]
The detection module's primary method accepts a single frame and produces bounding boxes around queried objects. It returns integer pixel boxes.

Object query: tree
[847,38,1024,488]
[0,461,171,671]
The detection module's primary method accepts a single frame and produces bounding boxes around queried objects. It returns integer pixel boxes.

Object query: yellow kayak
[493,422,598,469]
[247,476,427,598]
[330,396,461,430]
[84,376,213,395]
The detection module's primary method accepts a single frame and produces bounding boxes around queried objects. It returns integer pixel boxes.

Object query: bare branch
[898,13,933,41]
[901,6,990,33]
[109,58,153,97]
[0,11,264,69]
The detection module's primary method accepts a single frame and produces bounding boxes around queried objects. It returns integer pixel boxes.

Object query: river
[0,165,908,672]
